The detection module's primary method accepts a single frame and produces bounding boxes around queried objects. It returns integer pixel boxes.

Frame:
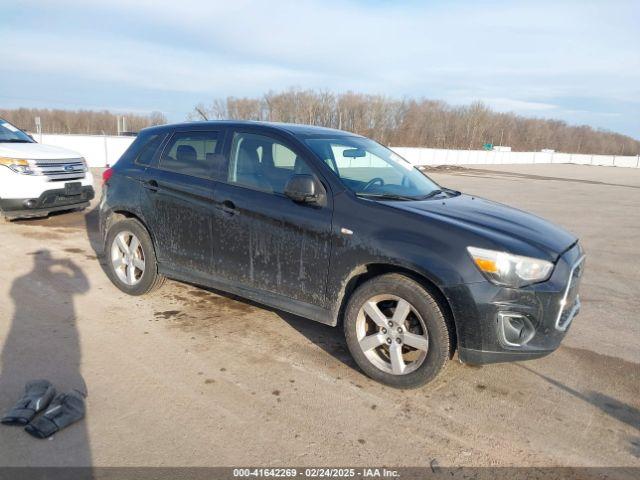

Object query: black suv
[99,121,584,388]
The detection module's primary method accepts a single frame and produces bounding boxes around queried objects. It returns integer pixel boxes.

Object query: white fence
[391,147,640,169]
[34,134,640,169]
[37,133,135,168]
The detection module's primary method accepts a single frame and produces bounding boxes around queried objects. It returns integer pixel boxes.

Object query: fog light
[498,312,535,347]
[24,199,37,208]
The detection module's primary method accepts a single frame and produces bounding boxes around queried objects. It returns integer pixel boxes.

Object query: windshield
[0,119,34,143]
[305,136,440,199]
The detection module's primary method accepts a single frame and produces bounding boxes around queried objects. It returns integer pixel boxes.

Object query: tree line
[2,92,637,155]
[190,89,640,155]
[0,108,166,136]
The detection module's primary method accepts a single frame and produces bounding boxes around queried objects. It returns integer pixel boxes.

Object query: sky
[1,0,639,138]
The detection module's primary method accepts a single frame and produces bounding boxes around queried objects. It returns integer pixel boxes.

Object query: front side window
[305,136,440,200]
[228,132,313,194]
[0,119,34,143]
[159,131,220,177]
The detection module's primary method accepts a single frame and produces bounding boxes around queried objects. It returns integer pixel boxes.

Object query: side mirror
[284,174,322,204]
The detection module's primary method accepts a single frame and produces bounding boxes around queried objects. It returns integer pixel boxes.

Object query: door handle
[143,180,158,192]
[221,200,237,216]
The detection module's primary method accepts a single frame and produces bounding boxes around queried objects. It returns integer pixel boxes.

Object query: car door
[212,129,333,307]
[145,129,224,274]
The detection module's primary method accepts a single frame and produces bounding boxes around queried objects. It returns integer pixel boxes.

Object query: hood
[390,193,577,261]
[0,142,83,160]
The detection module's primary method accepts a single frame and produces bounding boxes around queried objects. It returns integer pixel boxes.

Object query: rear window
[159,131,221,178]
[135,134,164,166]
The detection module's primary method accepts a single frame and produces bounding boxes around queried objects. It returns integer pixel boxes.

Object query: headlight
[467,246,554,288]
[0,157,34,175]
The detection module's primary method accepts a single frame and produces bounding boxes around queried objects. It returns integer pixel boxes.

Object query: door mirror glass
[284,174,320,203]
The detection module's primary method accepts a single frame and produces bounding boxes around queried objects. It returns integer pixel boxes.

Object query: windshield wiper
[417,188,461,200]
[356,193,417,201]
[356,188,460,202]
[420,189,444,199]
[442,187,461,196]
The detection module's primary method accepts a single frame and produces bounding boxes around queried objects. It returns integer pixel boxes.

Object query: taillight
[102,167,114,185]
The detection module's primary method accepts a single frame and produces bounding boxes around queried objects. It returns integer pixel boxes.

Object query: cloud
[2,30,329,94]
[477,98,558,112]
[3,0,640,136]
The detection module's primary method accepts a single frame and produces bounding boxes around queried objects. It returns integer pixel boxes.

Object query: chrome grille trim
[28,158,87,180]
[555,254,586,331]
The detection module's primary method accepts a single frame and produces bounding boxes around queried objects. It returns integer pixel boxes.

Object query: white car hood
[0,142,82,160]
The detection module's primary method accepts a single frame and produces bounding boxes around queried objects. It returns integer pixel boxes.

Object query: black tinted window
[160,131,220,177]
[228,132,313,194]
[135,134,163,166]
[0,119,33,143]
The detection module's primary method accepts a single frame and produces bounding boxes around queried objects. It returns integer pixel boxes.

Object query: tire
[104,218,165,295]
[343,273,450,388]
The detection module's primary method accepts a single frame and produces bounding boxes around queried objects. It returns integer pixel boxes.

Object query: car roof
[140,120,361,139]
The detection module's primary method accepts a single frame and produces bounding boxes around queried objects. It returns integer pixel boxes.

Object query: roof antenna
[195,107,209,121]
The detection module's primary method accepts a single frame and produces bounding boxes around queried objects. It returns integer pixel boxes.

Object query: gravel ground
[0,164,637,472]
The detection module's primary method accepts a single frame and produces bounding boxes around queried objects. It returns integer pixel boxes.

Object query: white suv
[0,119,94,220]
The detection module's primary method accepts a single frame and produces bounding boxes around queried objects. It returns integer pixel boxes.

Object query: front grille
[29,158,87,181]
[555,256,585,331]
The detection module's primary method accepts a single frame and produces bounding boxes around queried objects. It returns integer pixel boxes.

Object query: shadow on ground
[80,204,357,372]
[519,364,640,458]
[0,249,93,474]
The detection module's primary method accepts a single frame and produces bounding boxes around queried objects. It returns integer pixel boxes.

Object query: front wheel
[343,274,451,388]
[104,218,165,295]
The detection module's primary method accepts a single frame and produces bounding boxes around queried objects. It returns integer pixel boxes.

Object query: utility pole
[102,130,109,167]
[34,116,42,143]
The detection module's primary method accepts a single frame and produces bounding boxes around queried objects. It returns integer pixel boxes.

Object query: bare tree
[0,108,167,135]
[189,89,640,155]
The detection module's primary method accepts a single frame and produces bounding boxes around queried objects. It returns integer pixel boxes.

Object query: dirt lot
[0,164,638,469]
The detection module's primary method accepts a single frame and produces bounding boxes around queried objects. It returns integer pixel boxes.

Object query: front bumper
[0,185,95,219]
[445,242,585,365]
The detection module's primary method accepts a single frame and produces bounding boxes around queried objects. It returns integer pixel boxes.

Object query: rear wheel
[105,218,165,295]
[343,273,450,388]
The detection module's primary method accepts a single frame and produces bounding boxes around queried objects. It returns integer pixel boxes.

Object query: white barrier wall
[33,134,640,169]
[391,147,640,169]
[37,133,135,168]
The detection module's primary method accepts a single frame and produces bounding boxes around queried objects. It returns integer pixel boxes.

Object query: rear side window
[159,131,220,178]
[135,134,163,166]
